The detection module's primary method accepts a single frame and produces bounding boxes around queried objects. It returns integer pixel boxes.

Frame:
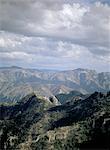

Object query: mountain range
[0,91,110,149]
[0,66,109,103]
[0,66,110,149]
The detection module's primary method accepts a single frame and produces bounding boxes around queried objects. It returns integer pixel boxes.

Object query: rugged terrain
[0,66,110,103]
[0,91,110,150]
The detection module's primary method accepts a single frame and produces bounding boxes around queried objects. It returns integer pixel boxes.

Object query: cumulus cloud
[0,0,110,71]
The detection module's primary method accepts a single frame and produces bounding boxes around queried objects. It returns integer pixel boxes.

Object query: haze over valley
[0,66,109,103]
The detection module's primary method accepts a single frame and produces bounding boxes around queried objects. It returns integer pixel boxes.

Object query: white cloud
[0,0,110,71]
[0,51,33,61]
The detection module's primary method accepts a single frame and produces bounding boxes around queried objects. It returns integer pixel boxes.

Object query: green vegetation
[0,91,110,149]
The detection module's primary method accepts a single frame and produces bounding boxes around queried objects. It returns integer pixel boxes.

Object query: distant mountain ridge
[0,66,109,103]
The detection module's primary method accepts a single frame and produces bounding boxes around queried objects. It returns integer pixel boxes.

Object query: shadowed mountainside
[0,91,110,150]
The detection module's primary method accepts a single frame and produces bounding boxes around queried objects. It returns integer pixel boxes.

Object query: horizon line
[0,65,109,73]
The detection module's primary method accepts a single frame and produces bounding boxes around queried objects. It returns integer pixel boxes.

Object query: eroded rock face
[0,67,110,103]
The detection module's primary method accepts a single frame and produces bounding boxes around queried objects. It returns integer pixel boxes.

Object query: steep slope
[0,93,59,150]
[0,91,110,150]
[0,66,110,103]
[55,90,86,104]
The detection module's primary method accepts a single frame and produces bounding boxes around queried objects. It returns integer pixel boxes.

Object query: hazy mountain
[0,91,110,149]
[0,66,110,103]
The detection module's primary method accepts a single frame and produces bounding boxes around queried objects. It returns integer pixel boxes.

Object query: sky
[0,0,110,72]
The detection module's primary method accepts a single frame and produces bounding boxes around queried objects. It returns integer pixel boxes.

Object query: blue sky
[0,0,110,72]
